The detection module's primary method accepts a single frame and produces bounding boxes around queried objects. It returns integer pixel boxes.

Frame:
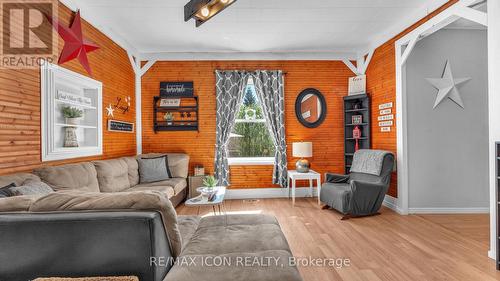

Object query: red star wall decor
[47,10,99,75]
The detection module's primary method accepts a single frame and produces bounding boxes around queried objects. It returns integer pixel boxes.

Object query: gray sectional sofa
[0,153,302,281]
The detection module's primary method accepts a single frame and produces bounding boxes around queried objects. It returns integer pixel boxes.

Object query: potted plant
[62,106,83,125]
[163,112,174,125]
[197,175,219,199]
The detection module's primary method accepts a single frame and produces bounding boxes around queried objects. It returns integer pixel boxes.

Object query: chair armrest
[325,173,350,183]
[348,180,387,215]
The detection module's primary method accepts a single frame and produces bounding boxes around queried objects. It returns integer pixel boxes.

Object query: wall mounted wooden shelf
[153,96,199,132]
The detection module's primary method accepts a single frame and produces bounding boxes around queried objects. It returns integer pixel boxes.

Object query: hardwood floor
[176,198,498,281]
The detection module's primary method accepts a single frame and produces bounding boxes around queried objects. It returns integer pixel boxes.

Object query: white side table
[287,170,321,205]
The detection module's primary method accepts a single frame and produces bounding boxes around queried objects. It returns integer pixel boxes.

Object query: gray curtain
[214,70,249,186]
[252,70,288,188]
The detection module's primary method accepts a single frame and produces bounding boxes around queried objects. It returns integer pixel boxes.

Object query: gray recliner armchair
[320,149,394,219]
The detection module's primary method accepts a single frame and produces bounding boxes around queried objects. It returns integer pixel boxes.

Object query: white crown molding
[139,51,358,62]
[59,0,139,57]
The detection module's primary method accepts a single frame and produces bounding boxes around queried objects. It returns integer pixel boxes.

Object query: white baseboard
[382,195,405,214]
[225,187,317,200]
[488,250,496,260]
[408,207,490,214]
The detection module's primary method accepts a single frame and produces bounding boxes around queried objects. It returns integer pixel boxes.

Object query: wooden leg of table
[197,207,200,215]
[218,204,221,215]
[309,179,313,197]
[212,206,216,215]
[292,179,296,205]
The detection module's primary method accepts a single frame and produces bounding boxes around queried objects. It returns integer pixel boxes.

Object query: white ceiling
[62,0,450,59]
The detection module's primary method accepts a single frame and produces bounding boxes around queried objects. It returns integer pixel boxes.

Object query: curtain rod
[214,70,288,75]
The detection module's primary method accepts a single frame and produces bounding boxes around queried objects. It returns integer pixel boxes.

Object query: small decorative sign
[160,98,181,107]
[381,127,391,132]
[378,102,393,110]
[351,115,363,125]
[378,114,394,121]
[379,121,393,127]
[108,120,134,133]
[57,90,92,106]
[160,82,194,97]
[348,75,366,95]
[380,109,392,115]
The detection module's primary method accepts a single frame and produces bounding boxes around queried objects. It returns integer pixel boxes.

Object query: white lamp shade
[292,142,312,158]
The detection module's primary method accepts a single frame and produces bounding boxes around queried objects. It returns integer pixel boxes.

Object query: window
[227,77,275,165]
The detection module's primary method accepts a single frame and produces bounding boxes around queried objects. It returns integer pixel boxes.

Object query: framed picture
[352,115,363,125]
[159,98,181,107]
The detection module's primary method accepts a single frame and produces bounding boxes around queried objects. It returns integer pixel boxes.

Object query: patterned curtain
[214,70,249,186]
[252,70,288,188]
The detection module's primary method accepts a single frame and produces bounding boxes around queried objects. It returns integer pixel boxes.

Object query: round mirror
[295,88,327,128]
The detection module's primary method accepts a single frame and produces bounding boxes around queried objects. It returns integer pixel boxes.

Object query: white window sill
[228,157,275,166]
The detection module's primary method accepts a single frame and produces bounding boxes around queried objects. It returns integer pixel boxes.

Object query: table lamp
[293,142,312,173]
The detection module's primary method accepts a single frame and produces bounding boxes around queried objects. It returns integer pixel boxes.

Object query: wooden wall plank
[142,61,352,189]
[0,2,136,175]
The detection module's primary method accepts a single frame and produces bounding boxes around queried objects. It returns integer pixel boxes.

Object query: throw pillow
[0,183,16,198]
[10,179,54,196]
[138,156,171,184]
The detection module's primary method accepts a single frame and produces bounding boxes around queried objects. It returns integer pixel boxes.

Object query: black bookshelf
[343,94,371,173]
[153,96,199,132]
[496,142,500,270]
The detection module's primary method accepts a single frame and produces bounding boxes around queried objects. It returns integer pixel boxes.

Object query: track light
[184,0,237,27]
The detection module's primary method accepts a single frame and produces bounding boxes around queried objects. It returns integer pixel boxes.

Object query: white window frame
[227,110,275,166]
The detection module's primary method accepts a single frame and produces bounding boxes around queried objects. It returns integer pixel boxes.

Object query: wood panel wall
[142,61,353,189]
[366,0,458,197]
[0,2,136,175]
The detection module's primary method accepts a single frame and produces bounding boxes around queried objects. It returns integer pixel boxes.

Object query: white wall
[406,29,489,212]
[488,0,500,260]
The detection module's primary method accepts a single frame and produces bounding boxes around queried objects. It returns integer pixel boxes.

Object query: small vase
[65,117,81,125]
[64,127,79,147]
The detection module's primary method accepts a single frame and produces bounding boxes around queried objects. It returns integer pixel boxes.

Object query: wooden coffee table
[185,186,226,215]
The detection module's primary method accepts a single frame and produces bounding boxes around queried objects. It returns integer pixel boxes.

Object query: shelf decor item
[343,94,371,173]
[194,165,205,176]
[153,96,199,132]
[62,106,83,125]
[160,98,181,107]
[352,115,363,125]
[292,142,313,173]
[160,82,194,97]
[64,127,79,147]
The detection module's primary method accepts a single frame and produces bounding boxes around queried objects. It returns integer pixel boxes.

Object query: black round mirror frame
[295,88,327,128]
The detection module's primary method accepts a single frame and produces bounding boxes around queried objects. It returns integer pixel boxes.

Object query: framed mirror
[295,88,327,128]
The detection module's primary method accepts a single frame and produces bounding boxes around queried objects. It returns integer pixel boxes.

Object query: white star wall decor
[425,60,471,109]
[106,104,114,117]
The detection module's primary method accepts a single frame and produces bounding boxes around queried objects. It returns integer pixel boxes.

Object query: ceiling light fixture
[184,0,237,27]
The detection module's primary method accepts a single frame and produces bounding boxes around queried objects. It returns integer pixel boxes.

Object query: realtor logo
[0,0,57,68]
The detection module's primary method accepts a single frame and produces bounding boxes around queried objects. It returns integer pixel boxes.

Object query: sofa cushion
[93,158,131,192]
[137,156,171,184]
[10,180,54,196]
[34,163,99,193]
[177,216,201,249]
[140,153,189,178]
[126,185,174,199]
[0,173,41,188]
[134,178,186,195]
[0,183,16,198]
[122,157,139,186]
[165,214,302,281]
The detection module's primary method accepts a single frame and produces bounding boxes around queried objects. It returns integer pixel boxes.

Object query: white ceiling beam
[359,49,374,74]
[400,34,419,66]
[140,51,358,62]
[342,59,360,75]
[453,5,488,26]
[127,52,138,74]
[139,60,157,77]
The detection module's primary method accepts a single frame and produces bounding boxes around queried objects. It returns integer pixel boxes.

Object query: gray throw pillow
[138,156,170,184]
[0,183,16,198]
[10,180,54,196]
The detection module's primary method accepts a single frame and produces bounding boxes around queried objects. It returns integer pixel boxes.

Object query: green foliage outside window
[228,85,275,158]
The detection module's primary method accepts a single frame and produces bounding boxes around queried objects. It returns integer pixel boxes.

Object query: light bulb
[201,7,210,17]
[221,0,229,3]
